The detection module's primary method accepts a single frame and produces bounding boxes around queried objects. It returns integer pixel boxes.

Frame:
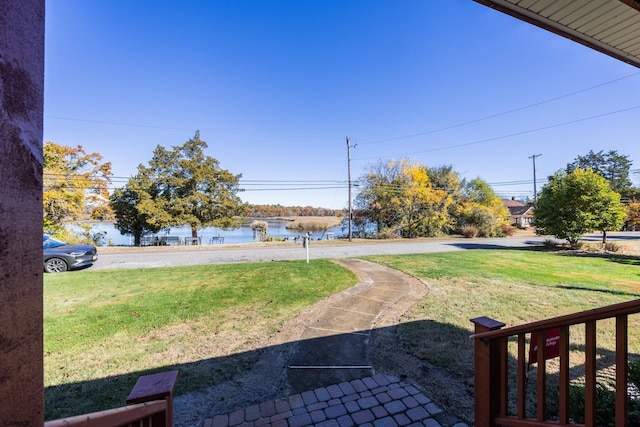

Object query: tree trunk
[191,226,198,238]
[602,230,607,245]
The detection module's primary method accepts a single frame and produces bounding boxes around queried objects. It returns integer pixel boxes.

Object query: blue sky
[44,1,640,210]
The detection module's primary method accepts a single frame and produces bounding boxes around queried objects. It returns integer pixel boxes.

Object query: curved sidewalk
[203,259,470,427]
[287,259,416,392]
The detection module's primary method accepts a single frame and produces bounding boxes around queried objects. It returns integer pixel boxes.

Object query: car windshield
[43,235,67,249]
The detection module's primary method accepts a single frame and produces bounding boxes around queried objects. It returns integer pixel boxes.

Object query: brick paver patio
[202,374,469,427]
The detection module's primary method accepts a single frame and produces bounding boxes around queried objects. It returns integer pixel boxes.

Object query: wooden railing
[471,299,640,427]
[45,370,178,427]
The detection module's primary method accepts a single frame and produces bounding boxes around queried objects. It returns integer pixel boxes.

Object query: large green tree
[566,150,632,193]
[534,168,625,248]
[112,131,246,241]
[110,171,166,245]
[43,142,112,234]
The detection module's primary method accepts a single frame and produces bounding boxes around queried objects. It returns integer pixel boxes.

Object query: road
[92,235,554,270]
[91,232,640,271]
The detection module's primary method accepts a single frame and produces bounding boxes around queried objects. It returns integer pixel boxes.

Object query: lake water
[89,219,349,246]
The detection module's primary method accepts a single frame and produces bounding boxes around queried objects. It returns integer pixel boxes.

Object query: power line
[44,172,548,191]
[44,115,344,141]
[44,173,348,185]
[242,186,349,192]
[46,72,640,148]
[354,104,640,161]
[44,116,195,132]
[357,71,640,146]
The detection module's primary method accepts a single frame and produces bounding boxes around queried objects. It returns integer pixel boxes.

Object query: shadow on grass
[45,347,263,421]
[581,234,640,241]
[554,251,640,266]
[556,285,640,298]
[45,316,637,425]
[46,320,478,424]
[446,241,544,251]
[447,240,640,265]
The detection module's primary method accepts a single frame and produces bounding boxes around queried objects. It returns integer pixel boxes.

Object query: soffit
[474,0,640,68]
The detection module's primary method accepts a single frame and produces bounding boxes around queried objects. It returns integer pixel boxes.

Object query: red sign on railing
[528,327,561,364]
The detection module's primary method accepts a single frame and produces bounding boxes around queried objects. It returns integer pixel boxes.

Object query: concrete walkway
[288,259,415,393]
[202,259,470,427]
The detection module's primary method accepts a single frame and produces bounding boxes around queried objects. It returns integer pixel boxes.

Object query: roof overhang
[474,0,640,68]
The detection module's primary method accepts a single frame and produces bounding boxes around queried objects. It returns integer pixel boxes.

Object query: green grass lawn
[364,249,640,419]
[44,260,357,420]
[44,249,640,421]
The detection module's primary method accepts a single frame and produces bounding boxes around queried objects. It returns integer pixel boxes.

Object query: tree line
[43,131,640,247]
[246,205,343,218]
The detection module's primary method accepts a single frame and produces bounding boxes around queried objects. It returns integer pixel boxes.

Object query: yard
[44,247,640,421]
[365,248,640,421]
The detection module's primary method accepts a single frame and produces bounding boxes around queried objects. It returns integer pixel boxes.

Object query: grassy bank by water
[44,260,357,420]
[277,215,343,231]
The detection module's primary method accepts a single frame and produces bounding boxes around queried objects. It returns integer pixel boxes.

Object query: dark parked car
[43,235,98,273]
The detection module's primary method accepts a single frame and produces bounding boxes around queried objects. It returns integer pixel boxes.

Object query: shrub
[569,384,616,426]
[377,227,401,240]
[500,223,517,236]
[631,360,640,423]
[604,241,622,253]
[461,225,479,238]
[543,238,557,250]
[568,380,640,426]
[582,242,604,251]
[630,359,640,389]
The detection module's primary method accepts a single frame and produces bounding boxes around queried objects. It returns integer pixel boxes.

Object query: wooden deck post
[126,370,179,427]
[471,316,506,427]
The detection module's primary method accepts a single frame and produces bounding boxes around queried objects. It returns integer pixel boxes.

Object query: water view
[89,219,349,246]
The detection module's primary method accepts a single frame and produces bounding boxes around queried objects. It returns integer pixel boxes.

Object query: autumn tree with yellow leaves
[626,201,640,231]
[355,159,456,238]
[43,142,113,235]
[398,161,453,238]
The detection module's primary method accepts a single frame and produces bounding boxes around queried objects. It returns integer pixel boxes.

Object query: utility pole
[347,137,353,242]
[529,154,542,202]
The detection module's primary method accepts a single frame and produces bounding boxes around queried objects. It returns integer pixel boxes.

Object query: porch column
[0,0,45,425]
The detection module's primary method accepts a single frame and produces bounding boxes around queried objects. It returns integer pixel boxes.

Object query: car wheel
[44,258,68,273]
